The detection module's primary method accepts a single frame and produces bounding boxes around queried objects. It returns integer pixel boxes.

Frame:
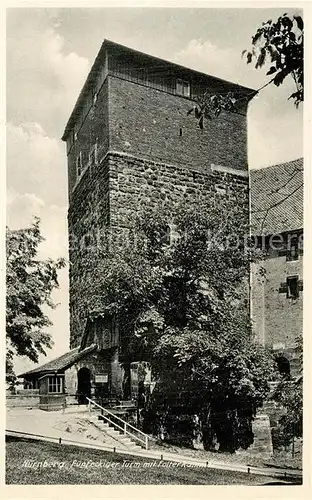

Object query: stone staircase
[89,413,144,452]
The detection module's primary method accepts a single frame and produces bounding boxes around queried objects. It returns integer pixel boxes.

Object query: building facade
[250,158,303,376]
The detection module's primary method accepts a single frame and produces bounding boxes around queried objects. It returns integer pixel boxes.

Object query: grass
[152,439,303,471]
[5,436,297,485]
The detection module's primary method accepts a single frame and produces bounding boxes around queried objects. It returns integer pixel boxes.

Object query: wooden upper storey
[62,39,255,148]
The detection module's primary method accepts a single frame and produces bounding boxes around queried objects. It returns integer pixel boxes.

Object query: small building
[18,342,97,410]
[18,315,152,409]
[250,158,303,376]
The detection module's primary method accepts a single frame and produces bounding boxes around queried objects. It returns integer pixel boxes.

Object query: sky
[6,5,303,375]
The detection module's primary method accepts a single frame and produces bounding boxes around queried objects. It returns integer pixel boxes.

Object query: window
[215,184,227,196]
[160,225,171,246]
[89,143,98,166]
[287,276,299,299]
[76,152,82,179]
[176,79,190,97]
[159,224,179,246]
[287,235,299,261]
[48,376,63,393]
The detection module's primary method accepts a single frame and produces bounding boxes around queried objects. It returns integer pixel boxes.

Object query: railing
[86,397,149,450]
[6,429,303,480]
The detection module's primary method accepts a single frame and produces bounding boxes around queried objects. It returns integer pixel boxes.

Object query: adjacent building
[250,158,303,376]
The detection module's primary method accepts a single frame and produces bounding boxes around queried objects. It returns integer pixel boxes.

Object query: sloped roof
[62,39,256,141]
[18,344,97,378]
[250,158,303,235]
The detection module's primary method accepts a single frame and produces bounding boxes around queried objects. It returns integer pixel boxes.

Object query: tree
[244,13,303,107]
[187,13,303,234]
[271,336,303,450]
[83,196,275,452]
[6,218,66,386]
[189,13,303,129]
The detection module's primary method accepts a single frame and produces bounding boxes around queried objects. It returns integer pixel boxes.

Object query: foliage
[189,13,303,129]
[150,333,274,452]
[86,196,274,452]
[243,13,303,106]
[271,336,303,447]
[187,92,238,129]
[6,218,66,385]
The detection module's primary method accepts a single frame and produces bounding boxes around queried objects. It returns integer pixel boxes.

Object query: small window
[159,224,179,246]
[48,376,63,393]
[215,184,227,196]
[76,152,83,178]
[161,225,171,246]
[89,144,98,166]
[176,79,190,97]
[287,235,299,261]
[287,276,299,299]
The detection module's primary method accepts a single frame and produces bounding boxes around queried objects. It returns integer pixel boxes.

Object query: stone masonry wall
[108,152,248,227]
[108,76,248,173]
[251,246,303,372]
[67,71,250,349]
[64,349,123,402]
[67,79,110,200]
[68,156,110,348]
[68,150,249,349]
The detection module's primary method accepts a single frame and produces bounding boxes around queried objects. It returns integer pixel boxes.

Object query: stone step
[118,437,134,444]
[89,415,144,449]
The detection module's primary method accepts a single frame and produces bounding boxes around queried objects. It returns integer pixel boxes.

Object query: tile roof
[18,344,97,377]
[250,158,303,236]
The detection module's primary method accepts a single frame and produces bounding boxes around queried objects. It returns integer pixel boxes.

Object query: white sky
[6,5,303,375]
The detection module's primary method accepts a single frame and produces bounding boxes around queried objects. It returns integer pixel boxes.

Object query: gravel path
[6,407,124,448]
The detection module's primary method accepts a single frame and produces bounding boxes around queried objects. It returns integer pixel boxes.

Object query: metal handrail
[86,397,149,449]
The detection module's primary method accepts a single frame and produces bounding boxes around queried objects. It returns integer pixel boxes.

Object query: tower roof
[62,39,256,141]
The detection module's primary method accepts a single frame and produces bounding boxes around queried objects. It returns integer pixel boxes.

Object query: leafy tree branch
[6,218,66,386]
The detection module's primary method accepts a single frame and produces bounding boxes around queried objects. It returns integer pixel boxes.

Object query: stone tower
[62,40,254,396]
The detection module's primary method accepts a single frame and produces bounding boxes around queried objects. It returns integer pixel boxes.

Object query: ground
[6,406,302,474]
[6,437,299,485]
[152,440,303,471]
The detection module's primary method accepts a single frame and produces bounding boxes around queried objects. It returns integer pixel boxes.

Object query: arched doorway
[77,367,91,404]
[275,355,291,378]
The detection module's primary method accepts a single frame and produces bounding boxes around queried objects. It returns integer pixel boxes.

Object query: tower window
[160,225,172,246]
[287,275,299,299]
[76,152,83,179]
[287,235,299,261]
[176,79,190,97]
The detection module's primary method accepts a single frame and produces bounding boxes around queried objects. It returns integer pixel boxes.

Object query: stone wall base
[238,414,274,458]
